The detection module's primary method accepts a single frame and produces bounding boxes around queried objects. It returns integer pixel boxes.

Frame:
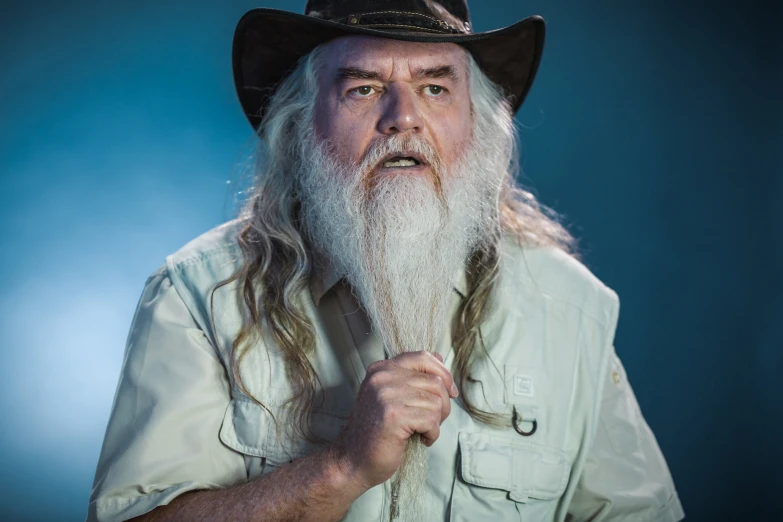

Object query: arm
[87,267,249,521]
[566,348,685,522]
[131,446,363,522]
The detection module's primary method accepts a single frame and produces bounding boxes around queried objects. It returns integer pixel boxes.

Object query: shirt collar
[309,256,345,306]
[309,255,469,306]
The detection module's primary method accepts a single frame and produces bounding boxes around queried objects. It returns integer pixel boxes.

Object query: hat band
[325,11,471,35]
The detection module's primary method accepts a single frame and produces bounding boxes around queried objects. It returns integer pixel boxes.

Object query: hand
[330,350,459,491]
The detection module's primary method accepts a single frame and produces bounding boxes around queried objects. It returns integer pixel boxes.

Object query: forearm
[132,446,365,522]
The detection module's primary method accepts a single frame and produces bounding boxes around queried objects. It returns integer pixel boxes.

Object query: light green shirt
[87,220,685,522]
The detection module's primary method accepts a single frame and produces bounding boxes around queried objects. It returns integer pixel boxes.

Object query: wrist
[322,444,369,502]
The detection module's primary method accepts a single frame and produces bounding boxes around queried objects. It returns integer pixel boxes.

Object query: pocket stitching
[219,397,345,466]
[458,431,571,502]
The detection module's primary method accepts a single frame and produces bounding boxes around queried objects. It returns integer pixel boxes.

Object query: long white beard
[298,130,504,520]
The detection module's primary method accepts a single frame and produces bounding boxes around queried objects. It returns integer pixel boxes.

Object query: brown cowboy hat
[233,0,545,129]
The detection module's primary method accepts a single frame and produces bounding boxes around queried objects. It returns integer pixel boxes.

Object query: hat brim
[233,8,545,129]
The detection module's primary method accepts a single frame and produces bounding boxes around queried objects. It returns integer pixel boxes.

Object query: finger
[391,351,458,398]
[403,406,442,446]
[401,373,452,421]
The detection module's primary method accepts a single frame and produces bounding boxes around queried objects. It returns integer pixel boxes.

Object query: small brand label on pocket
[514,374,535,397]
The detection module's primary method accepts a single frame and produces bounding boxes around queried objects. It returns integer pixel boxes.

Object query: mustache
[355,134,445,177]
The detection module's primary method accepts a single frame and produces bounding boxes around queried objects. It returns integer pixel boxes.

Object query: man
[88,1,685,521]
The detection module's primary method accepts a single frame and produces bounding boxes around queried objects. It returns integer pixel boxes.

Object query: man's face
[313,36,473,180]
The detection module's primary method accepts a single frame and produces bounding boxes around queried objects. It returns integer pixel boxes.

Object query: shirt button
[612,371,621,385]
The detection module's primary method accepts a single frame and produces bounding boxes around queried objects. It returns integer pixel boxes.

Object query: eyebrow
[416,65,459,82]
[336,67,384,81]
[335,65,459,83]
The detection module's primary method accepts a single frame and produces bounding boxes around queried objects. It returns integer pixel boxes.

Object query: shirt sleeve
[566,347,685,522]
[87,265,247,522]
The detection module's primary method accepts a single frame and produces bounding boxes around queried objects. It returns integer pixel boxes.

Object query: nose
[377,86,424,135]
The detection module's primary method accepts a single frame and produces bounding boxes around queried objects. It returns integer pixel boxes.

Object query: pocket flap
[219,397,344,466]
[458,432,571,502]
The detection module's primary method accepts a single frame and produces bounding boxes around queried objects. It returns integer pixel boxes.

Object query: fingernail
[434,353,443,362]
[450,383,459,397]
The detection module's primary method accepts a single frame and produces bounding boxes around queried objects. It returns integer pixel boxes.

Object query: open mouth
[383,156,420,168]
[378,151,428,169]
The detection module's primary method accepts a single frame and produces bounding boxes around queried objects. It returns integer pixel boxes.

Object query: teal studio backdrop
[0,1,779,521]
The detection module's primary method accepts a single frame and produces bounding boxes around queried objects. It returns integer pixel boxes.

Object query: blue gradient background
[1,1,779,521]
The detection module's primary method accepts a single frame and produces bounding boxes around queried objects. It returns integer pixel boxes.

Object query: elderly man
[88,1,685,521]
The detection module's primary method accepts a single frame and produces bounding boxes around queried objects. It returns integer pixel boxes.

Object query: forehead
[318,36,468,76]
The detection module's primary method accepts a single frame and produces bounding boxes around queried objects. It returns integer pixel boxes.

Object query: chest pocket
[219,395,346,476]
[451,432,571,522]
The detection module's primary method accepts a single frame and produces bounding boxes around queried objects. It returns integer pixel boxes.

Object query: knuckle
[366,369,386,387]
[377,386,394,404]
[366,360,385,374]
[426,373,443,389]
[411,350,428,361]
[382,405,399,424]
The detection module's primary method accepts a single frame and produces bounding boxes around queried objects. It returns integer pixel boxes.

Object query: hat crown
[304,0,471,34]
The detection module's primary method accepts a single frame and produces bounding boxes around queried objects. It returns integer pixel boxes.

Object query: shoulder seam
[526,284,618,327]
[164,256,219,348]
[170,241,240,269]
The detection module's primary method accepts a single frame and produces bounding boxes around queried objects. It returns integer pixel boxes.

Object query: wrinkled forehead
[317,35,470,79]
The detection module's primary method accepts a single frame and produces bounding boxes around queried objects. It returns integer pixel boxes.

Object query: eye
[351,85,377,97]
[424,85,447,97]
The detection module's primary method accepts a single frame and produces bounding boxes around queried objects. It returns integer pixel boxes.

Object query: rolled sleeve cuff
[87,481,218,522]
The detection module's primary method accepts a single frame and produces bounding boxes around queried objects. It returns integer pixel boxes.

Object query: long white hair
[212,42,577,439]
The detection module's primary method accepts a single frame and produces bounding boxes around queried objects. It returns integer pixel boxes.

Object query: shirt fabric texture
[87,220,685,522]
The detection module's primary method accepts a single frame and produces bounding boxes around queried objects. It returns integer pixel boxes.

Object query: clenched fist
[330,350,459,490]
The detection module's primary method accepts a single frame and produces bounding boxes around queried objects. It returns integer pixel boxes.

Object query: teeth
[383,158,417,168]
